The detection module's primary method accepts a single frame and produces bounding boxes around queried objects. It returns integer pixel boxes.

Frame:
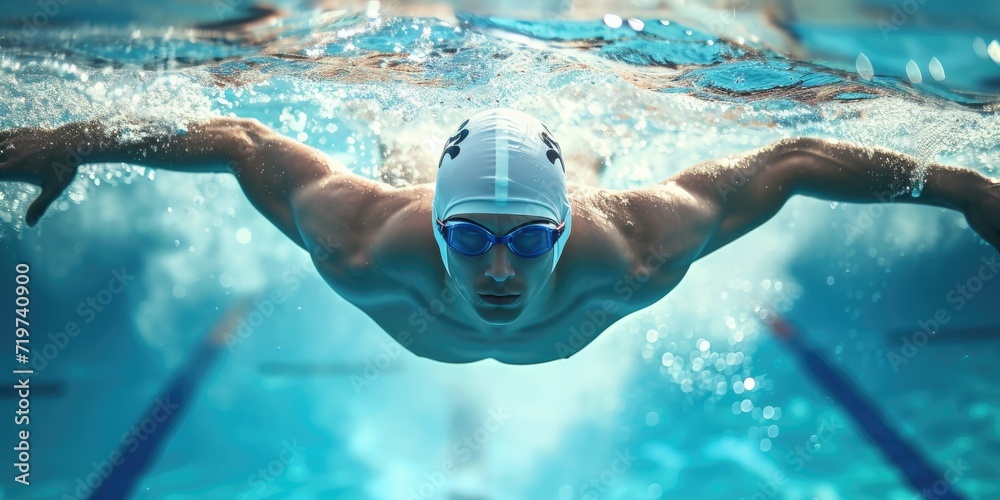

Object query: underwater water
[1,0,999,499]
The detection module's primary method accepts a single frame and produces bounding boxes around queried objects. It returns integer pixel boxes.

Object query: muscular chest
[351,275,672,364]
[316,254,688,364]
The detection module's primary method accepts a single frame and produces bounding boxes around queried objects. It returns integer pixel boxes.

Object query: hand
[963,176,1000,252]
[0,126,79,226]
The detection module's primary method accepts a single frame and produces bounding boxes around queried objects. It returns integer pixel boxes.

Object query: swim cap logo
[438,119,470,169]
[437,117,564,173]
[540,130,564,173]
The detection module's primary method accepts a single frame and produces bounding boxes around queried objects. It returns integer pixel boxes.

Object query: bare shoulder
[557,185,662,291]
[559,185,632,274]
[368,182,442,275]
[292,173,433,301]
[561,183,710,294]
[624,181,719,270]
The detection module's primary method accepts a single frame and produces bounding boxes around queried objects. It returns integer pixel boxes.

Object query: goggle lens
[439,220,561,258]
[507,226,550,257]
[450,224,492,255]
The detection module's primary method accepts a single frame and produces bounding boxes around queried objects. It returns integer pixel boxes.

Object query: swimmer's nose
[485,244,515,281]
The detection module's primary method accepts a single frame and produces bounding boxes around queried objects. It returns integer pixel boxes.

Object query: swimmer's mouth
[479,294,521,306]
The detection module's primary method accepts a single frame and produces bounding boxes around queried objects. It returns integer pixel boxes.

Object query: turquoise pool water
[1,1,999,499]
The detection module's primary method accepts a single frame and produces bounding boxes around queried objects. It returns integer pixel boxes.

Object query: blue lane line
[764,315,967,500]
[87,299,253,500]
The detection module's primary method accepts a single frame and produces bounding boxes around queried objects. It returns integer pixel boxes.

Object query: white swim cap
[432,108,572,276]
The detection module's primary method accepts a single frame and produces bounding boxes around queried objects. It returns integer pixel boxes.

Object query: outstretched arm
[0,118,387,253]
[633,137,999,267]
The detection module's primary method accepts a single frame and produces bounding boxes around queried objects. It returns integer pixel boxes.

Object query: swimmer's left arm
[0,118,389,252]
[641,137,999,265]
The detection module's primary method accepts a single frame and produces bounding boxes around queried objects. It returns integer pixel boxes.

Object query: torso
[308,183,690,364]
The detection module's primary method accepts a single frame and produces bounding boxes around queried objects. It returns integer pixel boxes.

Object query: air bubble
[856,53,874,80]
[645,412,659,426]
[905,60,922,84]
[928,57,945,81]
[989,40,1000,64]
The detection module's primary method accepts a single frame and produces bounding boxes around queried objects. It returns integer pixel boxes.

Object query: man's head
[432,108,572,325]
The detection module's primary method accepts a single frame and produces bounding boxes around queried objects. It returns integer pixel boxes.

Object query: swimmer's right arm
[646,138,999,263]
[0,118,391,256]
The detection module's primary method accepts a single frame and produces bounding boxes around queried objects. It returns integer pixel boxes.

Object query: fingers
[25,180,71,227]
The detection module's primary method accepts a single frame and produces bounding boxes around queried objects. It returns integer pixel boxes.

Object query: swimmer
[1,109,998,364]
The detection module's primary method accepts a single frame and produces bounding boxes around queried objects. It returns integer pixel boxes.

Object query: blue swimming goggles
[436,218,566,258]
